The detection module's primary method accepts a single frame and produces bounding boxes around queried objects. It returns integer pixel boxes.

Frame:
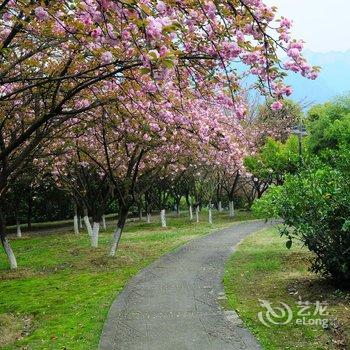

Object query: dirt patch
[0,268,37,281]
[0,313,33,347]
[89,255,110,267]
[287,277,350,303]
[287,277,350,349]
[329,318,348,350]
[281,250,314,269]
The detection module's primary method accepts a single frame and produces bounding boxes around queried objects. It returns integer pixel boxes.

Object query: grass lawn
[224,227,350,350]
[0,210,257,350]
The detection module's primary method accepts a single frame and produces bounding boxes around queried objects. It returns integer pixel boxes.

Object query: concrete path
[99,220,271,350]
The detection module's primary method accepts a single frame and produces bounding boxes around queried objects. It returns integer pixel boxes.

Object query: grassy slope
[224,228,350,350]
[0,210,257,350]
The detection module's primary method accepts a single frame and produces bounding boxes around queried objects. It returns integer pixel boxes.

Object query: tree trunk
[73,215,79,235]
[1,235,17,269]
[195,205,200,223]
[218,201,223,212]
[73,203,79,235]
[208,205,213,224]
[91,222,100,248]
[139,208,143,220]
[175,198,181,216]
[16,217,22,238]
[229,201,235,217]
[83,209,93,236]
[102,215,107,230]
[79,216,83,229]
[110,207,128,257]
[160,209,167,228]
[189,205,193,221]
[0,214,17,269]
[147,213,151,223]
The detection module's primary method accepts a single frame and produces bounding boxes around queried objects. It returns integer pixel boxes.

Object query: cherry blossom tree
[0,0,318,267]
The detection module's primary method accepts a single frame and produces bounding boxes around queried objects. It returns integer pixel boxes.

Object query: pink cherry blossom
[271,101,283,111]
[35,7,49,21]
[101,51,113,64]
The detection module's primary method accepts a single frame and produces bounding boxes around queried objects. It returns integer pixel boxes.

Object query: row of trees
[0,0,315,268]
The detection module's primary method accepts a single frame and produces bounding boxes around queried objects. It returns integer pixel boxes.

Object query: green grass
[0,210,258,350]
[224,228,350,350]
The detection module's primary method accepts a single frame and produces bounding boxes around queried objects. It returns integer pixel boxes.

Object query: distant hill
[286,50,350,106]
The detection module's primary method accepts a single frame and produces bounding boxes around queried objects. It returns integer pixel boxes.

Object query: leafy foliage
[308,97,350,158]
[244,136,300,186]
[254,98,350,285]
[254,163,350,283]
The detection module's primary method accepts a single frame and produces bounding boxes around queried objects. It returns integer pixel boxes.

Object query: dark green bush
[254,163,350,285]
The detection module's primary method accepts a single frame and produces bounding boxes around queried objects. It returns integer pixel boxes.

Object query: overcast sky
[264,0,349,53]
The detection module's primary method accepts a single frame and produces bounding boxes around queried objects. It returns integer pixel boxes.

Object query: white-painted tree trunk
[110,227,122,257]
[102,215,107,230]
[196,206,200,223]
[91,222,99,248]
[189,205,193,221]
[73,215,79,235]
[16,219,22,238]
[79,216,83,229]
[147,213,151,223]
[83,215,93,236]
[160,209,167,228]
[208,208,213,224]
[229,201,235,217]
[218,201,223,212]
[2,237,17,269]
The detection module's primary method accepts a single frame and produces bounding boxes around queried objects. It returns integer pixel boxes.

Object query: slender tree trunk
[139,208,143,220]
[79,216,83,229]
[189,205,193,221]
[83,208,93,236]
[160,209,167,228]
[208,203,213,224]
[1,235,17,269]
[102,215,107,230]
[0,214,17,269]
[91,222,100,248]
[73,215,79,235]
[175,199,181,216]
[110,207,128,257]
[229,201,235,217]
[218,201,223,212]
[196,205,200,223]
[16,217,22,238]
[73,203,79,235]
[147,213,151,223]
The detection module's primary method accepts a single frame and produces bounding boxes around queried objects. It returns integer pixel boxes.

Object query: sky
[264,0,350,53]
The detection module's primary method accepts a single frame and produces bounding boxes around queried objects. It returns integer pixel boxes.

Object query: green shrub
[253,164,350,285]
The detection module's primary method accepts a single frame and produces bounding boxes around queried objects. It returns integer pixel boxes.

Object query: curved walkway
[99,220,272,350]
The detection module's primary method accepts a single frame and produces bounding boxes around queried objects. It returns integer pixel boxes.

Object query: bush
[253,163,350,285]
